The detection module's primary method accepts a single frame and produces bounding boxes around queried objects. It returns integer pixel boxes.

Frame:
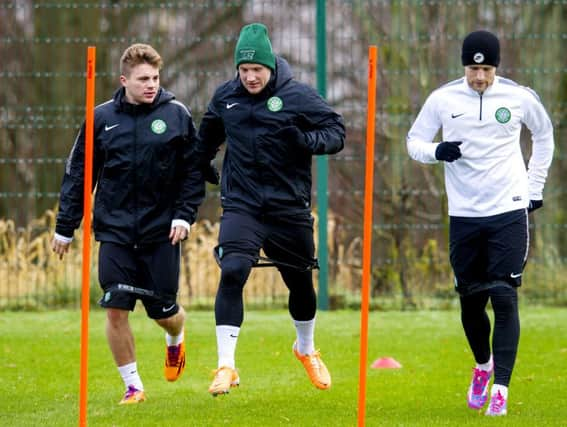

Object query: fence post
[316,0,329,310]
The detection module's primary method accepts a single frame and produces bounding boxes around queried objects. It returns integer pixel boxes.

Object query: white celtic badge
[151,119,167,134]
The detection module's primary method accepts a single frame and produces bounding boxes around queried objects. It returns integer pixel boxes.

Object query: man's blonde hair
[120,43,163,76]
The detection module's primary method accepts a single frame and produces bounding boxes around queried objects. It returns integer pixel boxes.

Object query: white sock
[477,355,493,371]
[294,318,315,355]
[491,384,508,399]
[118,362,143,391]
[216,325,240,369]
[166,327,184,346]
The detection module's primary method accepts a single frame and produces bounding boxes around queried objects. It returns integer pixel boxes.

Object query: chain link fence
[1,1,565,309]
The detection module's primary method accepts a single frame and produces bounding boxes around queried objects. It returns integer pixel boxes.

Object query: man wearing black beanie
[407,30,554,416]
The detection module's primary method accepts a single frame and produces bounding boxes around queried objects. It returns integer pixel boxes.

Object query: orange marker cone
[371,357,402,369]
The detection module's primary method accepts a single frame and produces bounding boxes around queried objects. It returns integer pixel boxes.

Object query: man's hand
[51,236,71,260]
[273,126,307,150]
[169,224,190,245]
[202,162,220,185]
[435,141,463,162]
[528,199,543,213]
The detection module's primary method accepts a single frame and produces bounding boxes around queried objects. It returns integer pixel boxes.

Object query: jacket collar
[233,56,294,97]
[113,87,172,113]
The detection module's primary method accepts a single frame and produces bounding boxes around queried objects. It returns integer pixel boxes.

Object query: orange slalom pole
[358,45,377,427]
[79,46,96,427]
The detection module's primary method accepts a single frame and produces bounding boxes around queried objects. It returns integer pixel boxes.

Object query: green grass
[1,307,566,426]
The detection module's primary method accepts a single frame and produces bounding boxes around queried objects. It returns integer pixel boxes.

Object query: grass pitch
[1,307,566,426]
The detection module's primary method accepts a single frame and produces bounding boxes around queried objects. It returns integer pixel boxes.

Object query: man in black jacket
[196,23,346,396]
[51,44,203,404]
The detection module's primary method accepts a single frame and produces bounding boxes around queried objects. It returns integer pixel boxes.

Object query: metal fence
[1,1,565,310]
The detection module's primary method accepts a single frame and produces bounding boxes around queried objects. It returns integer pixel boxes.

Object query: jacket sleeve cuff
[171,219,191,233]
[54,232,73,244]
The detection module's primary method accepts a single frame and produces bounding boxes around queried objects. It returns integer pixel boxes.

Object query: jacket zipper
[250,101,266,206]
[133,114,139,245]
[479,92,483,121]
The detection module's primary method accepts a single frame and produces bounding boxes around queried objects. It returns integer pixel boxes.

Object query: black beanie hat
[461,30,500,67]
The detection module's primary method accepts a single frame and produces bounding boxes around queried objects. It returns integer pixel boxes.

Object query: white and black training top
[407,76,554,218]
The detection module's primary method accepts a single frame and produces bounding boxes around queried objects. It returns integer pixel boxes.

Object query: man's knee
[489,282,518,313]
[220,256,253,288]
[106,307,129,326]
[155,307,185,331]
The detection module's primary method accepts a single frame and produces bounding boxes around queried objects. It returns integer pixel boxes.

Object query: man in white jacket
[407,30,554,416]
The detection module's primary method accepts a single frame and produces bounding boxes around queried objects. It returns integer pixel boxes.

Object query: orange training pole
[79,46,96,427]
[358,45,377,427]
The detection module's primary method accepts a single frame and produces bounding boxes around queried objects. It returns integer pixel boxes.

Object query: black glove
[202,162,220,185]
[527,199,543,213]
[273,126,307,150]
[435,141,462,162]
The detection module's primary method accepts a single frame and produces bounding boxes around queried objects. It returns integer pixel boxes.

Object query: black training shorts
[216,209,317,270]
[449,209,529,296]
[98,241,181,319]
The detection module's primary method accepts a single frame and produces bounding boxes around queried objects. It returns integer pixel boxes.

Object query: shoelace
[167,345,181,365]
[124,385,140,399]
[489,392,505,412]
[308,352,322,370]
[472,368,490,394]
[212,369,233,386]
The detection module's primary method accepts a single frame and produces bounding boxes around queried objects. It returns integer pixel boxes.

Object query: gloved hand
[527,199,543,213]
[273,126,307,150]
[202,162,220,185]
[435,141,463,162]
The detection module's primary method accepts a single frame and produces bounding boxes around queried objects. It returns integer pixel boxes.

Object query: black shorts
[449,209,529,296]
[98,241,181,319]
[217,209,317,271]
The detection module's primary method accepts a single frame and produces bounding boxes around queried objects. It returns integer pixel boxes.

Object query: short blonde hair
[120,43,163,76]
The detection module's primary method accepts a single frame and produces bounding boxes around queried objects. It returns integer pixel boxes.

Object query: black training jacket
[197,56,345,215]
[55,87,204,245]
